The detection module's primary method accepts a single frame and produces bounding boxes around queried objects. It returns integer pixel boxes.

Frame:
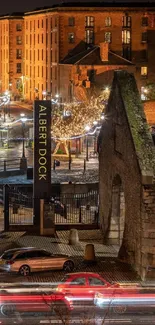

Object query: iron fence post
[4,160,6,172]
[79,206,82,223]
[4,184,10,231]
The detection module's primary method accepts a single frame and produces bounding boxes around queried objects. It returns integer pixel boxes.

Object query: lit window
[105,32,112,43]
[16,36,22,45]
[141,31,147,43]
[85,29,94,44]
[122,15,131,28]
[68,32,75,43]
[105,17,112,27]
[122,30,131,44]
[68,17,75,26]
[141,66,148,76]
[141,86,148,100]
[16,49,22,59]
[85,16,94,27]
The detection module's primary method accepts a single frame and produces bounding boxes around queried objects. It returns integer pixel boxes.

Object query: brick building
[0,2,155,102]
[0,14,24,98]
[99,70,155,279]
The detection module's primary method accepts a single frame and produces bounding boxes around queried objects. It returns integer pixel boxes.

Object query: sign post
[33,100,51,230]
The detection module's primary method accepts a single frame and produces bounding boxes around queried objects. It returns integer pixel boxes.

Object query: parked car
[0,247,74,276]
[56,272,119,307]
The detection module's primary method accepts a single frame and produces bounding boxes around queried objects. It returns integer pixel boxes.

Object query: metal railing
[0,158,22,171]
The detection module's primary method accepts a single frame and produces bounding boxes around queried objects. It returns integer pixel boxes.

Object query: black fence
[53,191,99,226]
[0,185,99,229]
[0,158,22,172]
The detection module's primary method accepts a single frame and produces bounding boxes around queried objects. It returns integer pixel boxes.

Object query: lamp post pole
[22,121,25,158]
[86,135,89,162]
[20,114,27,172]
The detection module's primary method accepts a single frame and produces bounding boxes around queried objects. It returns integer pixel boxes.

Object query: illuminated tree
[52,86,110,156]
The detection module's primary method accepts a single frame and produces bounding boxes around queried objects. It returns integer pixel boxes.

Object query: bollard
[84,244,96,264]
[69,228,79,245]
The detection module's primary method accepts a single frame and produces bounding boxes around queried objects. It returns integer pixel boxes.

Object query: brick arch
[105,174,125,247]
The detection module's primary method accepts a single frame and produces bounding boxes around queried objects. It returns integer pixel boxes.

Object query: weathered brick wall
[144,101,155,125]
[99,71,155,279]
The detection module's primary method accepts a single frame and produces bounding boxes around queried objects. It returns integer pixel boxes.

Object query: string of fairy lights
[0,87,110,142]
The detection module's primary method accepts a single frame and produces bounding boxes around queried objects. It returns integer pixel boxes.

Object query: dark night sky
[1,0,155,15]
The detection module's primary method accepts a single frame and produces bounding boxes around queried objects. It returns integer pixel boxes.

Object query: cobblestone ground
[0,231,140,284]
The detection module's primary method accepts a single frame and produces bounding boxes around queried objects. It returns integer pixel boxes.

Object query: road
[2,311,155,325]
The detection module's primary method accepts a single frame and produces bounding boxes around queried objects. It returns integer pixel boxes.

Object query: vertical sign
[33,100,51,226]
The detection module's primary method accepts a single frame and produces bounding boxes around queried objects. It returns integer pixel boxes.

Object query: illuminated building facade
[0,14,24,98]
[0,3,155,102]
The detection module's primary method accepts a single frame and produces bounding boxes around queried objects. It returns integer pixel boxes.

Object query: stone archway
[106,175,125,246]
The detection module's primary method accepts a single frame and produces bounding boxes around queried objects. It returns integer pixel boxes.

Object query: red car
[0,290,72,319]
[56,272,119,306]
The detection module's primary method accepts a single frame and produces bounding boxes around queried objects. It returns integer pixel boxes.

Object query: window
[68,32,75,43]
[2,252,15,260]
[26,21,28,29]
[142,31,147,43]
[14,252,27,260]
[38,49,39,60]
[141,66,148,76]
[85,29,94,44]
[16,63,22,73]
[142,16,148,26]
[38,20,39,28]
[68,17,75,26]
[42,34,44,43]
[70,277,86,285]
[38,34,39,43]
[122,46,131,60]
[16,36,22,45]
[16,24,22,31]
[105,17,112,27]
[16,79,21,89]
[88,277,106,286]
[26,35,28,44]
[42,49,44,60]
[105,32,112,43]
[85,16,94,27]
[122,15,131,28]
[16,49,22,59]
[122,30,131,44]
[42,20,43,28]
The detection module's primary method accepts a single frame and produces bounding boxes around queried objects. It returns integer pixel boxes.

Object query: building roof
[0,13,24,19]
[25,2,155,15]
[60,43,133,66]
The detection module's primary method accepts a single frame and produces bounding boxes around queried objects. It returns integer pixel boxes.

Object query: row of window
[68,30,148,44]
[68,15,149,27]
[25,32,57,45]
[25,17,58,30]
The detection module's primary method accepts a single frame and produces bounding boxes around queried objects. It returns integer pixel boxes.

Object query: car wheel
[1,304,16,316]
[113,304,127,314]
[63,260,74,272]
[19,264,30,276]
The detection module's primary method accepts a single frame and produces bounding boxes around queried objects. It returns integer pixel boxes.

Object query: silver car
[0,247,74,276]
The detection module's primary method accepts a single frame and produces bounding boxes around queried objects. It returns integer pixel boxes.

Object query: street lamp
[42,91,47,100]
[20,113,28,172]
[85,125,90,161]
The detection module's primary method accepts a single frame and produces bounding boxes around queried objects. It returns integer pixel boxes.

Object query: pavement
[0,230,140,284]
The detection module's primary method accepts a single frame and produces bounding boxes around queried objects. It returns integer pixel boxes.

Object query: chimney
[100,42,109,62]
